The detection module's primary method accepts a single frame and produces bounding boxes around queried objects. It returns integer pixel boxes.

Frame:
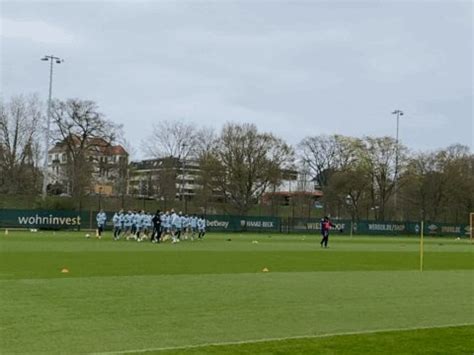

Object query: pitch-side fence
[0,209,470,237]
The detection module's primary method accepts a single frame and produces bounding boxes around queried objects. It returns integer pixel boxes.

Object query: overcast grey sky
[1,0,472,159]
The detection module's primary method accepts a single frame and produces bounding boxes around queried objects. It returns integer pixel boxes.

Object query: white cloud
[0,17,78,44]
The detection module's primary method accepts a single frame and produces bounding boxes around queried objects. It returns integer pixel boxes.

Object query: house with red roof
[47,136,129,196]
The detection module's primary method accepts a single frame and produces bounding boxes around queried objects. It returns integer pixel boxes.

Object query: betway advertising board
[0,209,83,229]
[206,215,280,232]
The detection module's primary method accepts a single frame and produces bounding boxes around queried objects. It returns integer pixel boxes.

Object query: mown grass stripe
[91,323,474,355]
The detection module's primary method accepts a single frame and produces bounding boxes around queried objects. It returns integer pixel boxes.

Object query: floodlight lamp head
[41,57,49,61]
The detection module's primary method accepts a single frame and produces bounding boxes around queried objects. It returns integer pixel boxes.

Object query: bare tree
[298,134,359,188]
[298,134,363,216]
[436,145,473,222]
[324,165,371,220]
[143,120,199,159]
[194,126,217,157]
[113,137,134,206]
[156,157,178,209]
[192,126,218,212]
[50,99,122,206]
[193,150,220,213]
[360,136,407,220]
[400,145,473,223]
[210,123,294,215]
[143,121,217,209]
[0,95,43,194]
[400,152,439,221]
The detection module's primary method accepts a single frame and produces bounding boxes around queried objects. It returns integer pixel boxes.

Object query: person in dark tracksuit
[320,216,335,248]
[151,210,162,243]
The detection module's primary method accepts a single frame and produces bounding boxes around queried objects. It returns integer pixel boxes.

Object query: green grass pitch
[0,231,472,354]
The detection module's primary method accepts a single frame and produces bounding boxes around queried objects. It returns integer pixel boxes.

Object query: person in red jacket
[320,216,335,248]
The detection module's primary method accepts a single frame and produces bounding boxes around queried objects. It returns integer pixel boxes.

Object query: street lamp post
[346,194,355,237]
[180,143,187,211]
[41,55,63,200]
[303,159,312,218]
[392,109,404,217]
[98,186,103,210]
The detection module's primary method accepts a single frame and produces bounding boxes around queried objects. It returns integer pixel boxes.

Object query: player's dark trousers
[113,227,121,239]
[320,231,329,247]
[151,226,161,242]
[98,225,104,236]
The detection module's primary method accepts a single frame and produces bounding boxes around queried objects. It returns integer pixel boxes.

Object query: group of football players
[95,209,207,243]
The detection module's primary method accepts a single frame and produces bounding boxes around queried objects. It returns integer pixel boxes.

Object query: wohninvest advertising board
[0,210,82,229]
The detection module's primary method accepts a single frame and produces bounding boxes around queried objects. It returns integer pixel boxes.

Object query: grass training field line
[92,323,474,355]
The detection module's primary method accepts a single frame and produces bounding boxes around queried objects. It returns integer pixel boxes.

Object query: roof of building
[49,135,128,156]
[262,190,324,198]
[130,157,199,171]
[104,145,127,155]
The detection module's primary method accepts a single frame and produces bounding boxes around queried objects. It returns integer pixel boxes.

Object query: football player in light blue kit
[190,214,198,240]
[173,211,183,242]
[197,216,206,240]
[141,211,152,241]
[129,211,136,239]
[112,210,123,240]
[131,211,140,239]
[96,209,107,239]
[169,210,177,243]
[160,211,167,239]
[120,210,125,232]
[143,212,153,239]
[135,210,146,241]
[124,211,133,239]
[182,214,190,240]
[161,211,171,241]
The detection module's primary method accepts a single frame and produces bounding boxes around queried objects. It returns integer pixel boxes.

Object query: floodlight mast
[392,109,404,217]
[41,55,63,200]
[180,143,188,212]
